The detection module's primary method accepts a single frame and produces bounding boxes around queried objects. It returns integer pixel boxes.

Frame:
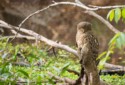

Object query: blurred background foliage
[0,0,125,85]
[0,0,125,64]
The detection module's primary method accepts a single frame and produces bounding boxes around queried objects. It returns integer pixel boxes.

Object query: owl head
[77,22,92,32]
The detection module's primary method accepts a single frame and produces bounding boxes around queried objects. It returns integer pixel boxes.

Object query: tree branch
[84,11,120,33]
[0,20,78,57]
[89,5,125,10]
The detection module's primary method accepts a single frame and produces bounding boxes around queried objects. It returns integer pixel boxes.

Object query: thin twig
[89,5,125,10]
[0,35,35,40]
[67,69,80,76]
[18,1,96,34]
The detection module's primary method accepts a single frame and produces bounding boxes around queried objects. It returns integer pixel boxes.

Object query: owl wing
[87,33,99,65]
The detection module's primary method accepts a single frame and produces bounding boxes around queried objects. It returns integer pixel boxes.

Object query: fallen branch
[48,72,109,85]
[67,68,125,76]
[100,69,125,76]
[104,63,125,70]
[67,69,80,76]
[48,72,76,84]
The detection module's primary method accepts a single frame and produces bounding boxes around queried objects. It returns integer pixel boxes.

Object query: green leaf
[120,32,125,44]
[114,8,121,23]
[13,45,20,60]
[18,69,29,78]
[60,63,70,75]
[98,51,112,70]
[109,32,125,49]
[109,33,120,45]
[116,36,122,49]
[53,66,60,75]
[116,32,125,49]
[2,53,8,59]
[45,61,53,68]
[107,9,114,21]
[62,62,70,70]
[97,51,107,60]
[122,8,125,19]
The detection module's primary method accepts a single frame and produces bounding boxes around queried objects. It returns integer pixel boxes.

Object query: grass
[101,75,125,85]
[0,41,125,85]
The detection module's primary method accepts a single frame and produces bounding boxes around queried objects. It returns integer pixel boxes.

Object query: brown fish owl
[76,21,99,66]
